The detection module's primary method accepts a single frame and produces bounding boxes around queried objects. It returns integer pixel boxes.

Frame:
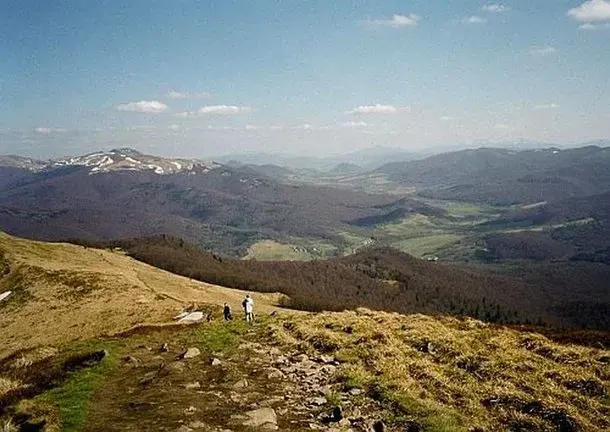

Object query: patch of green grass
[36,340,122,432]
[391,234,464,258]
[181,320,252,355]
[445,203,483,217]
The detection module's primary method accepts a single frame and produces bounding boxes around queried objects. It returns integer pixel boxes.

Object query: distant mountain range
[374,145,610,205]
[215,146,426,171]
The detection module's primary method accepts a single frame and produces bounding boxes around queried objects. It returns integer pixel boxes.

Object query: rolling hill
[0,231,285,358]
[374,146,610,205]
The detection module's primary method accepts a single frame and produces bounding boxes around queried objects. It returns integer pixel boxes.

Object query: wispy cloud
[176,105,252,117]
[530,45,558,55]
[533,103,560,110]
[482,4,511,13]
[34,127,67,134]
[365,14,421,28]
[341,121,368,128]
[440,116,457,121]
[462,16,487,24]
[578,22,610,29]
[568,0,610,23]
[347,104,410,115]
[167,90,211,100]
[116,100,169,114]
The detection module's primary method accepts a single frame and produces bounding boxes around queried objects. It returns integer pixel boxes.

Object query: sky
[1,0,610,159]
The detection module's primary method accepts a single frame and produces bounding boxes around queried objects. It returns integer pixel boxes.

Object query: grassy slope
[275,309,610,431]
[0,232,286,358]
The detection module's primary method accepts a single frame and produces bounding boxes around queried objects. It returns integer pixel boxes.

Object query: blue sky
[1,0,610,158]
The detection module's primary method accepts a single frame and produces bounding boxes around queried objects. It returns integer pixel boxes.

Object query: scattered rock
[372,420,385,432]
[233,378,249,389]
[319,355,335,364]
[175,426,193,432]
[160,343,169,352]
[308,396,327,406]
[121,355,139,364]
[266,368,284,380]
[295,353,309,362]
[0,291,11,302]
[241,407,278,430]
[180,348,201,360]
[404,421,424,432]
[170,361,186,372]
[349,388,363,396]
[211,357,222,366]
[184,406,197,415]
[185,382,201,390]
[178,311,205,323]
[332,406,343,422]
[187,421,207,429]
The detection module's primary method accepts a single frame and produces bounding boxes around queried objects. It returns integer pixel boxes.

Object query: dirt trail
[79,321,385,432]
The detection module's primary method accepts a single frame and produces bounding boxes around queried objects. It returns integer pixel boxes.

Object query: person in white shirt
[242,294,254,323]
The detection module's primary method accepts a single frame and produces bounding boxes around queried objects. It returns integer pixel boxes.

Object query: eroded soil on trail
[77,322,388,432]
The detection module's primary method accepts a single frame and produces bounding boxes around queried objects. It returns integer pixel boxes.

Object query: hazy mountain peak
[49,149,221,175]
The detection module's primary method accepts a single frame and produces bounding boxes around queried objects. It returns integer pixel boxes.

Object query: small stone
[175,426,193,432]
[233,378,248,389]
[295,353,309,362]
[181,348,201,359]
[266,368,284,380]
[184,406,197,415]
[332,406,343,422]
[319,355,334,364]
[211,358,222,366]
[308,396,327,406]
[241,407,278,429]
[185,382,201,390]
[160,343,169,352]
[170,361,185,372]
[349,388,363,396]
[187,421,207,429]
[121,355,139,364]
[372,420,385,432]
[339,418,350,427]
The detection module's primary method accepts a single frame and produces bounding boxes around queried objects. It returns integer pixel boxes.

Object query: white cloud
[175,105,252,117]
[533,103,560,110]
[167,90,210,99]
[440,116,456,121]
[169,124,180,131]
[341,121,368,128]
[568,0,610,23]
[198,105,252,115]
[462,16,487,24]
[116,100,169,114]
[34,127,67,134]
[482,4,511,13]
[366,14,421,28]
[347,104,410,115]
[529,45,558,55]
[494,123,509,129]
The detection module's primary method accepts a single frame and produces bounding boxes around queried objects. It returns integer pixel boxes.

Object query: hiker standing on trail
[242,294,254,323]
[223,303,232,321]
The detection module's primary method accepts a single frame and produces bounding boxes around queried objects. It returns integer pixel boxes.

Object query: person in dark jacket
[223,303,232,321]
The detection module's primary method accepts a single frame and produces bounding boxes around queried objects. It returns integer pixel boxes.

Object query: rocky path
[79,322,395,432]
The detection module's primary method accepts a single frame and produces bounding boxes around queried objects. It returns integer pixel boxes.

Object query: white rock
[181,348,201,359]
[177,312,205,323]
[242,408,278,429]
[0,291,12,302]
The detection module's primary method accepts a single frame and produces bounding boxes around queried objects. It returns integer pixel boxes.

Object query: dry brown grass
[0,232,288,359]
[273,309,610,431]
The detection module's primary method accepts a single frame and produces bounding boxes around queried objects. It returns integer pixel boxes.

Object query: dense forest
[70,236,610,329]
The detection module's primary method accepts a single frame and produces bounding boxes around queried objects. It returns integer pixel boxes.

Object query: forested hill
[71,236,610,330]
